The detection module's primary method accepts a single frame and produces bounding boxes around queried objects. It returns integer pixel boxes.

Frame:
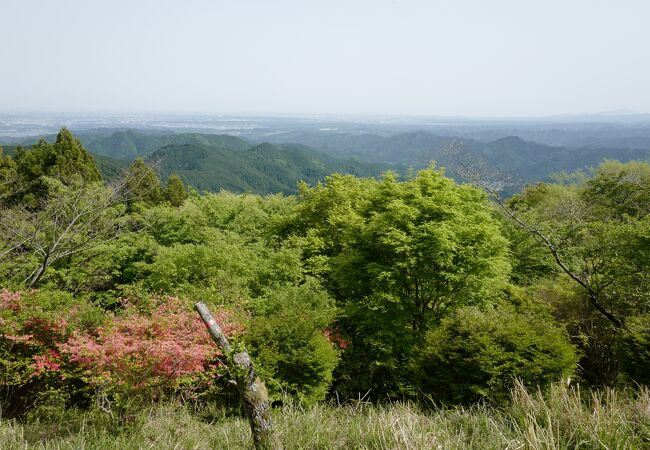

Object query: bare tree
[0,177,124,288]
[195,302,276,450]
[0,162,163,289]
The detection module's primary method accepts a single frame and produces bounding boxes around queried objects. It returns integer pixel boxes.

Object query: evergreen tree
[124,158,163,208]
[0,147,19,202]
[49,128,102,182]
[164,174,188,207]
[7,128,101,206]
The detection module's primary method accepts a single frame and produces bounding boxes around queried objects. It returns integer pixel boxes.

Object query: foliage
[7,128,101,206]
[0,147,18,202]
[583,159,650,219]
[0,289,103,418]
[508,165,650,327]
[60,297,240,402]
[284,168,511,397]
[619,313,650,386]
[164,174,187,206]
[152,141,387,195]
[0,128,648,427]
[505,162,650,385]
[415,304,578,403]
[123,158,163,209]
[498,214,557,286]
[245,280,339,405]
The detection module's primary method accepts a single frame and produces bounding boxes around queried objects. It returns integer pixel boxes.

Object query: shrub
[59,297,241,404]
[245,280,339,405]
[415,304,578,403]
[0,289,102,417]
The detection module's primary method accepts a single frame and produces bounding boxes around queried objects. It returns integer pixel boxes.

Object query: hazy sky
[2,0,649,117]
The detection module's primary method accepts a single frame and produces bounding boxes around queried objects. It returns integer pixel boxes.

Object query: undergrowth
[1,381,648,449]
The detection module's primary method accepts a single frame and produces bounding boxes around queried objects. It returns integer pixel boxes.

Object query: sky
[1,0,649,117]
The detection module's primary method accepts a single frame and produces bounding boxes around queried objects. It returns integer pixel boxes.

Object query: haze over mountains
[2,113,650,195]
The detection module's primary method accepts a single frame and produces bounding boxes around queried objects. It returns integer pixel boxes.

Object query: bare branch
[446,143,624,328]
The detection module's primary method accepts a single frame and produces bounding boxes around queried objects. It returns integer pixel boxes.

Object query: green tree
[480,161,650,386]
[0,147,19,202]
[506,168,650,329]
[164,174,188,207]
[47,128,102,183]
[583,159,650,219]
[283,168,511,397]
[9,129,101,206]
[123,158,163,209]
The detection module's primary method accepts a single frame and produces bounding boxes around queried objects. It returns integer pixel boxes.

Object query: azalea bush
[0,288,102,417]
[60,297,241,406]
[1,290,241,416]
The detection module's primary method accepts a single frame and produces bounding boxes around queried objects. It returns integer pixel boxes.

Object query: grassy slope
[1,382,648,449]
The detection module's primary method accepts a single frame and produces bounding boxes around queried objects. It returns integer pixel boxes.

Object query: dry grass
[1,381,648,449]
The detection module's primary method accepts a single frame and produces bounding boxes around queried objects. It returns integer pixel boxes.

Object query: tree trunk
[28,255,50,288]
[194,302,276,450]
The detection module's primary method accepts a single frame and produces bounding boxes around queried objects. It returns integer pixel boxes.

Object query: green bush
[415,304,578,403]
[245,280,339,405]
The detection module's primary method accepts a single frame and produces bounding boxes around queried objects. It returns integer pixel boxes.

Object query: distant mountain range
[249,130,650,184]
[3,128,650,195]
[78,130,251,160]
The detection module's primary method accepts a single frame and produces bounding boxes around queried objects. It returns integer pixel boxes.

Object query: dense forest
[0,129,648,447]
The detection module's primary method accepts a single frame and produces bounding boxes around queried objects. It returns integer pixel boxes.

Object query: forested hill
[5,130,253,160]
[261,130,650,184]
[150,141,387,194]
[2,132,388,195]
[83,130,389,194]
[82,130,251,159]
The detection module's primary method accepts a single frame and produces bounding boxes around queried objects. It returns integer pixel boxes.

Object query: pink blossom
[0,289,22,312]
[32,349,61,375]
[323,328,350,349]
[60,297,240,390]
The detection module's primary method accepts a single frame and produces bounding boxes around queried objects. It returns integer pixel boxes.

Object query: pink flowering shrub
[0,289,93,417]
[0,289,73,373]
[32,349,62,375]
[1,289,239,415]
[0,289,22,311]
[59,297,240,397]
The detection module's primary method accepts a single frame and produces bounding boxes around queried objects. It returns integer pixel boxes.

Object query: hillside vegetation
[0,129,648,448]
[151,141,386,194]
[8,127,649,196]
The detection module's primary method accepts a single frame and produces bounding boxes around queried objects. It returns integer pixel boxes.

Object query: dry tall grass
[1,381,648,449]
